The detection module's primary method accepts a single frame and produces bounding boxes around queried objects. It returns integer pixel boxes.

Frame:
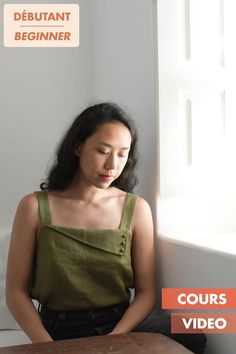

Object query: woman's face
[75,122,132,189]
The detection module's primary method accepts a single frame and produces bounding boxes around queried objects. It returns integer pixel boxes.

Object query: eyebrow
[98,143,130,150]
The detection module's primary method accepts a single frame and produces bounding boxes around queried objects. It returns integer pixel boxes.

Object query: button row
[119,232,128,253]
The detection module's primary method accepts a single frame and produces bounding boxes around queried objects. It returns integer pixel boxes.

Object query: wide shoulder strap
[34,190,52,225]
[119,193,138,230]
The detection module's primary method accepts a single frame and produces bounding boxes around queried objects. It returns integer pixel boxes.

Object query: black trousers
[39,303,207,354]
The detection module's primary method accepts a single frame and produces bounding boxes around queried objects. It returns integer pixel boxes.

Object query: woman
[6,102,206,353]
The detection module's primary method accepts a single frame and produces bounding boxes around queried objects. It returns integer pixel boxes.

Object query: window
[157,0,236,233]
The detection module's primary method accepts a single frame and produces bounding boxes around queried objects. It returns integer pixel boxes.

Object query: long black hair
[40,102,138,192]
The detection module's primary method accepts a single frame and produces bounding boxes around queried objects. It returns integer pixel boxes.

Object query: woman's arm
[6,194,53,343]
[109,197,157,334]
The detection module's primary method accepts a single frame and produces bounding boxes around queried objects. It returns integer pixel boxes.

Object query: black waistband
[39,301,129,317]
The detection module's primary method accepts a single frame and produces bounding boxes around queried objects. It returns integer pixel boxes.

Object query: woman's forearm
[109,290,156,335]
[6,292,53,343]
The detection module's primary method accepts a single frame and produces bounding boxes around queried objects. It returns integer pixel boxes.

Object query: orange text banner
[162,288,236,309]
[171,313,236,334]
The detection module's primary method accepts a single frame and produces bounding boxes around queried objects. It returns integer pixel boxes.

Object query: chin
[92,181,111,189]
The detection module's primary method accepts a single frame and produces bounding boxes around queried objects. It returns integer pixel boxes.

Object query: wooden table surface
[0,333,193,354]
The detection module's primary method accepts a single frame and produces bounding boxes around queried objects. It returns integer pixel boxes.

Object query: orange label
[171,313,236,334]
[4,4,79,47]
[162,288,236,309]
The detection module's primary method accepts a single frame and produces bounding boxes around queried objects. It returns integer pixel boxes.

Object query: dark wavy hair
[40,102,139,192]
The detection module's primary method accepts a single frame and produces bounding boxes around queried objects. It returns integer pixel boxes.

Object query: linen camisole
[29,190,137,311]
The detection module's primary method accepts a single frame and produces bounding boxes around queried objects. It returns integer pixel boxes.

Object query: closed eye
[119,154,128,158]
[97,150,109,155]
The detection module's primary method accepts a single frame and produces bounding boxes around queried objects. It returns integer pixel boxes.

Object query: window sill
[157,196,236,256]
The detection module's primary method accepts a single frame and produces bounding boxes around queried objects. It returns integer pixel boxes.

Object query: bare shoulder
[14,193,40,231]
[133,196,152,218]
[17,193,38,213]
[131,196,153,234]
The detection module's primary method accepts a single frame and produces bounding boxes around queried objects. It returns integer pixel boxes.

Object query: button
[120,247,125,252]
[120,240,126,246]
[122,233,127,238]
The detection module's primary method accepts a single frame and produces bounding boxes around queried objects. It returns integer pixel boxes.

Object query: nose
[104,154,117,171]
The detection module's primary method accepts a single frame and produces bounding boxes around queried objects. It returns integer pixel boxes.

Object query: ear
[74,145,81,157]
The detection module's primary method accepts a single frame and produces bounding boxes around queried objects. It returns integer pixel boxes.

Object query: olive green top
[30,190,137,311]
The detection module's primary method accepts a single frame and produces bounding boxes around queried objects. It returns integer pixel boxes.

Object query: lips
[100,175,113,181]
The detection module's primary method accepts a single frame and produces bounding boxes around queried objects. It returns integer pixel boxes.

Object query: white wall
[0,0,93,225]
[158,235,236,354]
[90,0,157,212]
[0,0,157,226]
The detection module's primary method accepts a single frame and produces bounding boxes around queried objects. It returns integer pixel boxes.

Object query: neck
[65,173,109,204]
